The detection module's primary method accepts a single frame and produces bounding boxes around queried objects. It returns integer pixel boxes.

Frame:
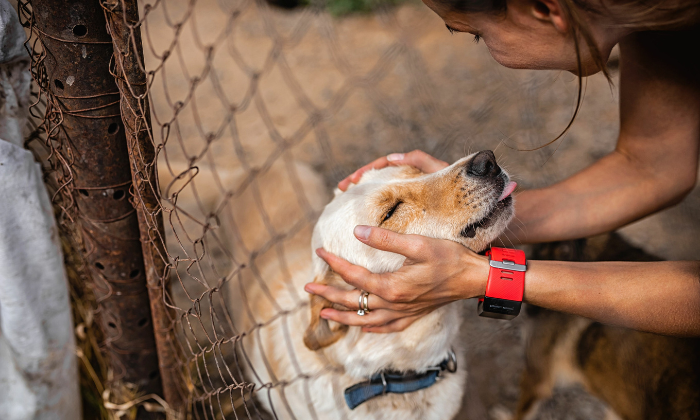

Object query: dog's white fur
[228,154,514,420]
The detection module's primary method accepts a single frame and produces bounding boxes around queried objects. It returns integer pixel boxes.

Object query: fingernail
[320,311,330,320]
[354,225,371,241]
[304,284,314,294]
[315,248,324,256]
[387,153,404,162]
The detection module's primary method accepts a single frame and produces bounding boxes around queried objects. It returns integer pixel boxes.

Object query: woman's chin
[487,46,572,71]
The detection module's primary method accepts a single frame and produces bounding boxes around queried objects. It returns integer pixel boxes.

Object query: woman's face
[422,0,626,75]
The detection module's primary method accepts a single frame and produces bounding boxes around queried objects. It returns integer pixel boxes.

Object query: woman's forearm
[522,259,700,336]
[505,147,696,245]
[505,33,700,246]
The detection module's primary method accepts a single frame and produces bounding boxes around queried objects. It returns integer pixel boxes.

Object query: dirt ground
[140,0,700,418]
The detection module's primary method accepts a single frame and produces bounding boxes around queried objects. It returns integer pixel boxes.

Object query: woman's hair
[560,0,700,78]
[434,0,700,150]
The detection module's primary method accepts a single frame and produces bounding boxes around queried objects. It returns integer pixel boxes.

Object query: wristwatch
[477,247,526,320]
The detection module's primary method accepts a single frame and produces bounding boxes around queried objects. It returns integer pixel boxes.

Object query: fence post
[28,0,169,417]
[102,0,187,413]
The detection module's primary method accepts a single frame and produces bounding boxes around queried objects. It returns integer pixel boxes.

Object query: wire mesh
[21,0,630,418]
[129,1,620,418]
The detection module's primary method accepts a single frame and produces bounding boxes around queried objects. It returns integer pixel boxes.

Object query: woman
[304,0,700,336]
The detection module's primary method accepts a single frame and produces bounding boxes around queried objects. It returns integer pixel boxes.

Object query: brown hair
[561,0,700,77]
[434,0,700,150]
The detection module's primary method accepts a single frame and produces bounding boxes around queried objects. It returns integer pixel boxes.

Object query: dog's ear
[303,270,350,351]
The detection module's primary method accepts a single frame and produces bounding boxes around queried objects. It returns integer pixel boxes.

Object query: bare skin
[305,0,700,336]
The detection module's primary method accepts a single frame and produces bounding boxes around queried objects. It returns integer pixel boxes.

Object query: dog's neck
[319,297,462,379]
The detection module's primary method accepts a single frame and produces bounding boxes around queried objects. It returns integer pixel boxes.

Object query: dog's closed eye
[381,201,403,224]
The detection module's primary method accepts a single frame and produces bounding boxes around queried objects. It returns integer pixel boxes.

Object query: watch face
[477,297,521,320]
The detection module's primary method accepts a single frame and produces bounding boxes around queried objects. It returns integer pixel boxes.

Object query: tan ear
[303,271,350,351]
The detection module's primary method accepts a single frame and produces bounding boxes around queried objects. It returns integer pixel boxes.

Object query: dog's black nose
[466,150,500,178]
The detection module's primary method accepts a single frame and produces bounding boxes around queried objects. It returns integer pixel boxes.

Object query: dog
[514,236,700,420]
[225,150,515,420]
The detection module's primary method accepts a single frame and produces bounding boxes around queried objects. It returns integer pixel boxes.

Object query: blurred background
[126,0,700,418]
[143,0,700,263]
[20,0,700,418]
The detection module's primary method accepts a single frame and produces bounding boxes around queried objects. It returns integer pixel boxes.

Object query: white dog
[228,151,515,420]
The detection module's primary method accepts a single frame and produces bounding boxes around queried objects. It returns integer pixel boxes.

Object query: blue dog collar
[344,350,457,410]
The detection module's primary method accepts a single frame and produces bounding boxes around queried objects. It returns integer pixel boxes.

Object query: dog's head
[303,151,515,350]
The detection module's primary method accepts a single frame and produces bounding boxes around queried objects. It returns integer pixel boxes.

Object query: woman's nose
[466,150,501,178]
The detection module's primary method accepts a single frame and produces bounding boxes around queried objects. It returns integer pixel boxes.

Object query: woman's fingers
[337,156,390,191]
[396,150,449,173]
[315,230,433,302]
[352,226,432,261]
[337,150,449,191]
[318,306,424,332]
[319,307,402,328]
[315,248,386,295]
[304,283,393,311]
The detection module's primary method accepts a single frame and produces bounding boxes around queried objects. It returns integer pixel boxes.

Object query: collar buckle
[445,349,458,373]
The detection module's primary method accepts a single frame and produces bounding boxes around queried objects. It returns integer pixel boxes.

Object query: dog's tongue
[498,181,517,202]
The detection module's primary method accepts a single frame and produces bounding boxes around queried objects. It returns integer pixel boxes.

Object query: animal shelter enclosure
[20,0,700,419]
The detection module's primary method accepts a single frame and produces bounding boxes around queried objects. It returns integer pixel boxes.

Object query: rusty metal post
[29,0,165,417]
[103,0,187,413]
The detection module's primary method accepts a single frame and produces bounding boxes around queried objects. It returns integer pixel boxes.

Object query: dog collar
[344,350,457,410]
[477,247,526,320]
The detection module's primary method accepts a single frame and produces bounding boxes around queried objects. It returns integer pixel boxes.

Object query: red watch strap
[484,247,525,302]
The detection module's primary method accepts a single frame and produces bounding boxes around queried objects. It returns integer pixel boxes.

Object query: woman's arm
[525,259,700,336]
[308,227,700,336]
[340,32,700,244]
[315,31,700,336]
[505,30,700,245]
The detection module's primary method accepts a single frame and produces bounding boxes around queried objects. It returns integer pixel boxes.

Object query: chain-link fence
[26,0,700,419]
[133,1,609,417]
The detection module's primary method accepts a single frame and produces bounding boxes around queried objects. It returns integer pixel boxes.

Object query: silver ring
[357,291,370,316]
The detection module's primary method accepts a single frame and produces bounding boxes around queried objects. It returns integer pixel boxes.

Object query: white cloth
[0,0,25,64]
[0,1,81,419]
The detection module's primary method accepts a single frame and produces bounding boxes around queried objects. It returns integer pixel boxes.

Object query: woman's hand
[338,150,450,192]
[304,225,490,333]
